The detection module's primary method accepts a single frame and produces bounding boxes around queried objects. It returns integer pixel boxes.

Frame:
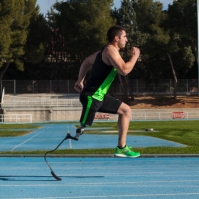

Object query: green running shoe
[114,145,140,158]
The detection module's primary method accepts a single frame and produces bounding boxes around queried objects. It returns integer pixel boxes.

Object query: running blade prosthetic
[44,133,80,181]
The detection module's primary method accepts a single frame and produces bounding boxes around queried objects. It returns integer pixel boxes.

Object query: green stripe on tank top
[82,96,93,125]
[92,68,117,101]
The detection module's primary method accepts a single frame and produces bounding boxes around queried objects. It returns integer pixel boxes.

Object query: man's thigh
[98,95,122,114]
[79,95,122,125]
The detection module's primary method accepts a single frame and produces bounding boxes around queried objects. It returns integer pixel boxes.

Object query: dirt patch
[117,95,199,109]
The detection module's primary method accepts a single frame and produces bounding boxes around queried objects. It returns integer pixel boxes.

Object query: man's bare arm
[104,46,140,76]
[74,51,99,92]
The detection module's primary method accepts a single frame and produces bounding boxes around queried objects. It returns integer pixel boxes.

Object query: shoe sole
[114,154,140,158]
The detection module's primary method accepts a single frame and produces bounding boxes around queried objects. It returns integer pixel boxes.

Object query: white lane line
[67,124,73,149]
[69,139,72,149]
[4,192,199,199]
[10,125,53,151]
[1,182,199,186]
[10,130,45,151]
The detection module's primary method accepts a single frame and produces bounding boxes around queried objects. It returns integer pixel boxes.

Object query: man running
[74,25,140,158]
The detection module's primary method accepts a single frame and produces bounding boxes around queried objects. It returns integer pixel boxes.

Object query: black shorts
[79,93,122,126]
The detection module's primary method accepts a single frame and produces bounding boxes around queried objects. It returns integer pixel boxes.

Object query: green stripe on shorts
[82,96,93,125]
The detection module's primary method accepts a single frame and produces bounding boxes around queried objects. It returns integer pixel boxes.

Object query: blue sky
[37,0,174,15]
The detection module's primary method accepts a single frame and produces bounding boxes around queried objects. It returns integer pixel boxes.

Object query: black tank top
[82,47,117,101]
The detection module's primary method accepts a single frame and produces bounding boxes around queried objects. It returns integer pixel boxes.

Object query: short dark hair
[107,25,126,42]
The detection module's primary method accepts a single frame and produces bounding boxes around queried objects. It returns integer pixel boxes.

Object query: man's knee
[125,106,132,117]
[117,102,131,116]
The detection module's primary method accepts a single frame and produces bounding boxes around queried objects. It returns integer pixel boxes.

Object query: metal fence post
[68,80,69,93]
[50,80,52,93]
[170,79,171,92]
[136,79,138,95]
[14,80,16,94]
[32,81,34,93]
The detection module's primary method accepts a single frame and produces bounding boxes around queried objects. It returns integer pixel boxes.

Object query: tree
[132,0,194,99]
[132,0,171,96]
[0,0,12,72]
[24,12,51,64]
[167,0,197,63]
[0,0,39,80]
[164,0,196,98]
[49,0,116,79]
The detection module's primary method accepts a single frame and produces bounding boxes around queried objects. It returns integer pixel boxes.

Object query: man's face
[117,30,128,49]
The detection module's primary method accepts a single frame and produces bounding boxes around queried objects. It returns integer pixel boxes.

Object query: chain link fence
[0,79,198,95]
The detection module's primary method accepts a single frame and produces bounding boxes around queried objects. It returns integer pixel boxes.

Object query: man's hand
[131,47,140,59]
[74,81,84,92]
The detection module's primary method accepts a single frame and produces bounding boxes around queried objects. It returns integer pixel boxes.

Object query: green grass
[0,120,199,154]
[0,124,42,137]
[2,146,199,155]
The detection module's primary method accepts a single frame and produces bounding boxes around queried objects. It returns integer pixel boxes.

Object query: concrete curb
[1,154,199,158]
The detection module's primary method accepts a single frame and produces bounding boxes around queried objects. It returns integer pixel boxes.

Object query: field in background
[0,120,199,154]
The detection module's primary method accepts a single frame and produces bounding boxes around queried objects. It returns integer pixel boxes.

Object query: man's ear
[115,35,119,42]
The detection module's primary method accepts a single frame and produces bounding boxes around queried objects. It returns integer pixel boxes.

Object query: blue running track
[0,157,199,199]
[0,123,198,198]
[0,124,185,152]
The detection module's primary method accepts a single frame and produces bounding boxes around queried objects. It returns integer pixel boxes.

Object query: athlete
[74,25,140,157]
